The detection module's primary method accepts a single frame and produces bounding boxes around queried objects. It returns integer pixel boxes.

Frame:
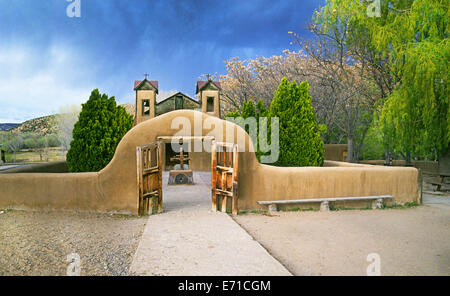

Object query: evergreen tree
[226,99,269,161]
[269,77,324,167]
[66,89,133,172]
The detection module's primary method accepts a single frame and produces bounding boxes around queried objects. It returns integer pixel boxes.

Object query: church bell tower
[196,76,221,118]
[134,74,159,125]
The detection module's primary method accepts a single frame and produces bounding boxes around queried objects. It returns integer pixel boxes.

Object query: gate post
[211,141,217,211]
[232,144,239,215]
[157,140,163,213]
[136,146,144,216]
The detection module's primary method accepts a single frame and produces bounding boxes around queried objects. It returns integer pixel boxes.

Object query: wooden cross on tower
[170,147,190,169]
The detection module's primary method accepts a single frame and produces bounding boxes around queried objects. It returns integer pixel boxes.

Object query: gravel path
[0,210,147,276]
[234,205,450,276]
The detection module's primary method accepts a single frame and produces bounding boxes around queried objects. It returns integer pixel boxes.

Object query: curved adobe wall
[0,110,419,214]
[97,110,257,214]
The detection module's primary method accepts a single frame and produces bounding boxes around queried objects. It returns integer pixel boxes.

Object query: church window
[142,99,150,116]
[206,97,214,112]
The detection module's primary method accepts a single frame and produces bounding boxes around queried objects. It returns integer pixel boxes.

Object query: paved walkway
[422,193,450,210]
[129,171,291,276]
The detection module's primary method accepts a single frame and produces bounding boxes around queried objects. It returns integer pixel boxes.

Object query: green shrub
[226,98,269,161]
[269,77,324,167]
[66,89,133,172]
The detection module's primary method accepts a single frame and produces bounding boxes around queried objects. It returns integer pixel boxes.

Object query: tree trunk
[405,150,411,166]
[347,136,354,163]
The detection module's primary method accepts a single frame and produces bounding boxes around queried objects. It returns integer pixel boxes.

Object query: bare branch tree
[56,105,80,160]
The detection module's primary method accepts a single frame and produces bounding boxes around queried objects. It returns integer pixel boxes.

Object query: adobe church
[133,76,221,125]
[133,76,222,171]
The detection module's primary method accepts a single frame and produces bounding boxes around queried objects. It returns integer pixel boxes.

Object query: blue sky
[0,0,325,123]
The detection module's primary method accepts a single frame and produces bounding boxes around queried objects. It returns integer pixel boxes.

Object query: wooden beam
[143,167,159,175]
[221,170,227,213]
[216,165,233,172]
[232,182,238,215]
[143,190,159,198]
[216,189,233,196]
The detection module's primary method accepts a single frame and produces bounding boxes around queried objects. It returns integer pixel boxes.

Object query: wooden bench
[429,182,449,192]
[426,172,450,192]
[258,195,393,213]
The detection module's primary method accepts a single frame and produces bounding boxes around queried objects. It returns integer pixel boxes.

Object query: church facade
[133,77,222,171]
[133,77,221,126]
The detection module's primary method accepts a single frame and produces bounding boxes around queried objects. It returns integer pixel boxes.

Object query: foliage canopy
[67,89,133,172]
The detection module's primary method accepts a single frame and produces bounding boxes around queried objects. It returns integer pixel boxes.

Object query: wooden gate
[136,142,162,216]
[211,141,239,214]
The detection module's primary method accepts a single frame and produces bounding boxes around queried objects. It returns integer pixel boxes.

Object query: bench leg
[268,204,278,213]
[320,201,330,211]
[372,198,384,209]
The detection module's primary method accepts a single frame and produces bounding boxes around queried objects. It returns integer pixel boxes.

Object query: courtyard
[0,171,448,276]
[234,194,450,276]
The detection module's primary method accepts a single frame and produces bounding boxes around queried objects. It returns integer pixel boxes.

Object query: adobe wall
[0,110,419,215]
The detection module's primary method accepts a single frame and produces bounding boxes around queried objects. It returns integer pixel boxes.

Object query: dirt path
[129,172,291,276]
[234,204,450,276]
[0,211,147,276]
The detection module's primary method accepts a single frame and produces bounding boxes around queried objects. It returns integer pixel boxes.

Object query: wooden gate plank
[232,144,239,215]
[211,141,217,212]
[137,142,163,216]
[136,146,144,216]
[157,141,163,213]
[210,142,239,215]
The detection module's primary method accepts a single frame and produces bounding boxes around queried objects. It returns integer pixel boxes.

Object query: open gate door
[211,141,239,214]
[136,142,163,216]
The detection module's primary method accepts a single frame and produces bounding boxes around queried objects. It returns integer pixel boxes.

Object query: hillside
[0,123,20,131]
[10,115,58,136]
[121,103,135,117]
[5,104,135,136]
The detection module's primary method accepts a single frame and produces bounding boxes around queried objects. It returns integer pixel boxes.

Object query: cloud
[0,0,326,122]
[0,43,96,122]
